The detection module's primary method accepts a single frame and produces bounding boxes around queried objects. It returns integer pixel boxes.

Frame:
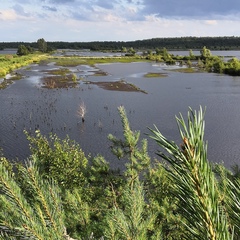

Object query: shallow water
[1,59,240,169]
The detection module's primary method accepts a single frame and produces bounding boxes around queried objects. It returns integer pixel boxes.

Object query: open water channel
[1,50,240,169]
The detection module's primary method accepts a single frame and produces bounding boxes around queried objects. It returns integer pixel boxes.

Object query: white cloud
[0,10,18,21]
[204,20,218,26]
[12,4,31,17]
[0,8,33,21]
[1,0,240,41]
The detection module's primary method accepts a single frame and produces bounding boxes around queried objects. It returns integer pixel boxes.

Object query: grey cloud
[94,0,115,10]
[40,0,116,10]
[70,11,90,21]
[54,0,118,21]
[17,0,31,3]
[141,0,240,19]
[42,5,57,11]
[75,0,116,9]
[45,0,76,4]
[12,4,31,16]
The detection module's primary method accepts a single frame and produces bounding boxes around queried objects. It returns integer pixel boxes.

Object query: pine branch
[0,162,43,239]
[149,107,232,240]
[108,106,150,187]
[0,157,66,239]
[105,180,156,240]
[227,178,240,237]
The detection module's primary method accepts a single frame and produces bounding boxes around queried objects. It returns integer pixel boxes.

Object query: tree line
[1,36,240,51]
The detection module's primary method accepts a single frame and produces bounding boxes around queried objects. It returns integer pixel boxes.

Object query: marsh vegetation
[0,43,240,239]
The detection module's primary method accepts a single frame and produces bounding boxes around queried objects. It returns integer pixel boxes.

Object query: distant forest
[1,36,240,51]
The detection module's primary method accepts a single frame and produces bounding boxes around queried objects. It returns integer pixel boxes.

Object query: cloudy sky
[1,0,240,42]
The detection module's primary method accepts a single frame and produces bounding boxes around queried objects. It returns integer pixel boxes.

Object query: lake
[1,51,240,169]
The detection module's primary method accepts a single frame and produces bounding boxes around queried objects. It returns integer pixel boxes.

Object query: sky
[1,0,240,42]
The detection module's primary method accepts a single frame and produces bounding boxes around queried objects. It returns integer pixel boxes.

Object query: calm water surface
[1,56,240,169]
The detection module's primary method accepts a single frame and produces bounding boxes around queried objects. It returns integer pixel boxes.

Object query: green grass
[49,56,148,67]
[170,67,197,73]
[144,72,167,78]
[50,57,86,67]
[45,68,71,75]
[0,53,49,77]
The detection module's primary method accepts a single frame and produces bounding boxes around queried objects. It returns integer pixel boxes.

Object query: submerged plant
[77,101,87,122]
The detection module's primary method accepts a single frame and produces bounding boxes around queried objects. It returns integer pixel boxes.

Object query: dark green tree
[17,44,29,56]
[37,38,47,53]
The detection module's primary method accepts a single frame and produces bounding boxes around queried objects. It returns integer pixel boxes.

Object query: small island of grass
[41,73,78,89]
[89,79,147,93]
[144,72,167,78]
[170,67,197,73]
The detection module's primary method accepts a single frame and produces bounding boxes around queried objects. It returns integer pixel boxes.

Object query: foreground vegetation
[0,106,239,239]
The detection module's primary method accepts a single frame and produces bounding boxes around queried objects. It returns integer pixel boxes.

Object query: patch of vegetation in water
[0,78,13,89]
[50,57,86,67]
[89,79,147,93]
[41,74,78,89]
[0,73,23,89]
[144,72,168,78]
[170,68,197,73]
[84,56,147,65]
[91,70,108,76]
[44,68,71,75]
[48,56,147,67]
[8,73,23,81]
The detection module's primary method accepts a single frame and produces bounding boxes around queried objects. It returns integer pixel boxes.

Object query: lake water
[1,51,240,169]
[0,49,17,55]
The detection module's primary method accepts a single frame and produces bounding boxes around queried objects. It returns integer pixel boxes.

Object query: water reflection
[0,59,240,169]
